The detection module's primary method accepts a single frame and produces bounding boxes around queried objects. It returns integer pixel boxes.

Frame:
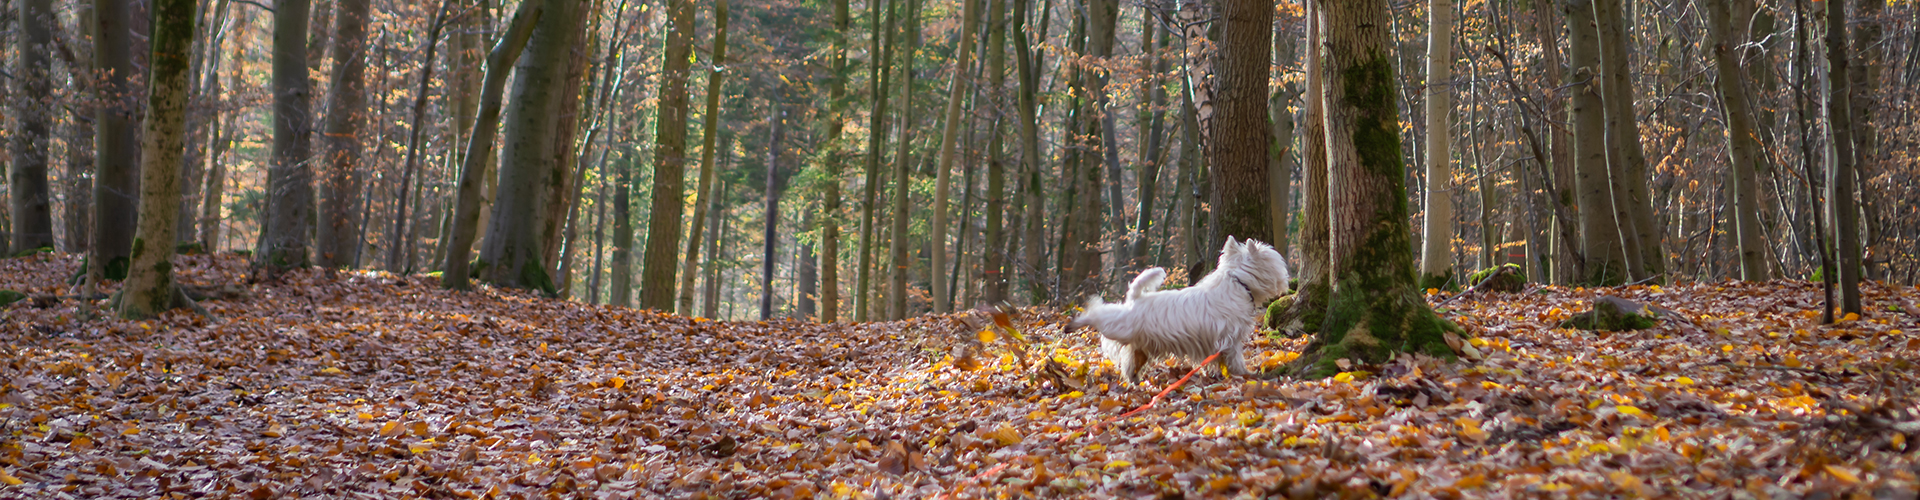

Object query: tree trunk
[441,1,542,290]
[855,0,899,322]
[1848,0,1883,281]
[1592,0,1664,281]
[814,0,851,321]
[1207,0,1273,247]
[478,0,583,294]
[701,180,728,317]
[10,0,55,252]
[387,1,452,273]
[1418,0,1454,288]
[678,0,730,315]
[1823,0,1862,314]
[1131,11,1169,267]
[116,0,195,319]
[540,2,596,276]
[1567,0,1625,285]
[761,107,787,320]
[92,0,141,280]
[259,0,315,276]
[1295,0,1460,377]
[930,0,981,314]
[66,75,96,253]
[609,149,635,306]
[887,0,923,320]
[1013,0,1047,304]
[980,0,1008,305]
[638,0,696,310]
[1538,0,1576,284]
[316,0,371,268]
[1705,0,1770,281]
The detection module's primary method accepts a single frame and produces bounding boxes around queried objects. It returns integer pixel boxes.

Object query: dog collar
[1233,277,1262,308]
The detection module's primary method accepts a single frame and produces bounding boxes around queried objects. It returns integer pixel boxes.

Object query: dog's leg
[1218,346,1253,377]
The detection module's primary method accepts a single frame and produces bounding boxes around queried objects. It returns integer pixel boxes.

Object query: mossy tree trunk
[1293,0,1460,377]
[117,0,195,319]
[441,0,540,290]
[638,0,696,310]
[477,0,582,295]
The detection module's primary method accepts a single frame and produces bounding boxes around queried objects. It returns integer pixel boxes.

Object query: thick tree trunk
[1207,0,1273,246]
[1567,0,1625,285]
[478,0,583,294]
[1592,0,1665,281]
[1295,0,1460,377]
[1418,0,1454,288]
[540,3,596,278]
[1705,0,1770,281]
[638,0,696,310]
[855,0,899,321]
[1823,0,1862,314]
[92,0,141,280]
[10,0,55,252]
[441,1,541,290]
[678,0,730,315]
[116,0,195,319]
[316,0,371,268]
[930,0,980,314]
[259,0,315,276]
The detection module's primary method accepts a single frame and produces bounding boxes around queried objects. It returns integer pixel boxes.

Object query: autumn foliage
[3,253,1920,497]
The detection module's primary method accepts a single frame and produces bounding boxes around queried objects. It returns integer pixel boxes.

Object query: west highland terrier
[1071,237,1291,384]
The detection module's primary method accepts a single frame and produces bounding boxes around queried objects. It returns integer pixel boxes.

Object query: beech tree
[116,0,195,319]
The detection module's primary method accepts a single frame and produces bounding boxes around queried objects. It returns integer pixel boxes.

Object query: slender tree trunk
[10,0,55,252]
[66,68,96,253]
[1296,0,1460,377]
[199,61,237,252]
[1418,0,1454,288]
[701,180,727,317]
[442,1,542,290]
[91,0,141,280]
[1300,0,1329,290]
[1592,0,1664,281]
[980,0,1008,305]
[638,0,696,310]
[387,0,452,273]
[1848,0,1884,281]
[1538,0,1576,284]
[1131,12,1169,266]
[259,0,315,276]
[478,0,584,294]
[761,107,786,320]
[818,0,852,321]
[930,0,981,314]
[1823,0,1862,314]
[855,0,899,321]
[1208,0,1272,246]
[609,149,635,306]
[178,1,233,247]
[316,0,371,268]
[1013,0,1047,304]
[116,0,194,319]
[1705,0,1770,281]
[587,177,610,303]
[678,0,730,314]
[887,0,922,320]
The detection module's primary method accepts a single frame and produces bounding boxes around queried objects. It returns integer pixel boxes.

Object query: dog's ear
[1222,236,1240,255]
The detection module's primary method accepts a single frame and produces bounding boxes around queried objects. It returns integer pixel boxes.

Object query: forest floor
[3,253,1920,498]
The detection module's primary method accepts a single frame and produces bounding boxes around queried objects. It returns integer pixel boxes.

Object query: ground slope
[2,254,1918,498]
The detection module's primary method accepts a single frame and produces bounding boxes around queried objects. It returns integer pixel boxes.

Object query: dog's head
[1217,236,1291,301]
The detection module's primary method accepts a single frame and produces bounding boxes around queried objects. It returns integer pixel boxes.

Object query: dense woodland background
[4,0,1917,321]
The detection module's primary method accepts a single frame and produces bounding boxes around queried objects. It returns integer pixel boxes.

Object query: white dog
[1071,237,1291,384]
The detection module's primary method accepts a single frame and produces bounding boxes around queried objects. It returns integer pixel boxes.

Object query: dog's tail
[1126,267,1167,302]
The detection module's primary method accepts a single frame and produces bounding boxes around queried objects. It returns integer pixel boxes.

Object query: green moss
[1468,263,1526,292]
[104,256,130,281]
[1558,298,1660,331]
[424,271,445,279]
[520,260,558,297]
[0,290,26,307]
[9,246,53,258]
[1419,270,1457,292]
[175,242,205,255]
[1581,261,1628,287]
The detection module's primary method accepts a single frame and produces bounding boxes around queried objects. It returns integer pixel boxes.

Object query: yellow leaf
[120,426,141,436]
[1841,313,1860,322]
[1674,377,1696,386]
[1615,405,1645,417]
[1824,465,1861,484]
[980,424,1023,446]
[1481,381,1504,390]
[538,342,549,355]
[409,442,432,455]
[1332,372,1355,383]
[380,421,403,437]
[319,367,344,375]
[0,469,21,486]
[356,412,375,423]
[1103,460,1133,470]
[977,328,998,343]
[610,377,626,389]
[832,481,854,498]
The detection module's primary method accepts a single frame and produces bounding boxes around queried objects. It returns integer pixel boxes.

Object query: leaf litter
[2,253,1919,498]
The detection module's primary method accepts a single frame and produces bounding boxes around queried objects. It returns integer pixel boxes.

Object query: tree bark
[887,0,923,320]
[388,0,454,273]
[91,0,141,280]
[1848,0,1883,281]
[316,0,371,268]
[701,180,728,317]
[1296,0,1460,377]
[1823,0,1862,314]
[678,0,730,314]
[1705,0,1770,281]
[117,0,195,319]
[980,0,1008,305]
[814,0,851,321]
[1131,11,1169,267]
[761,107,786,320]
[10,0,55,252]
[441,0,542,290]
[930,0,981,314]
[609,149,636,306]
[259,0,315,276]
[1013,0,1047,304]
[477,0,583,294]
[1567,0,1626,285]
[1592,0,1664,281]
[1418,0,1454,288]
[638,0,696,310]
[1298,0,1329,293]
[855,0,899,321]
[1207,0,1273,247]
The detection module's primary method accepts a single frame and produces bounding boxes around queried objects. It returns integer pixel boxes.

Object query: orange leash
[1061,351,1221,442]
